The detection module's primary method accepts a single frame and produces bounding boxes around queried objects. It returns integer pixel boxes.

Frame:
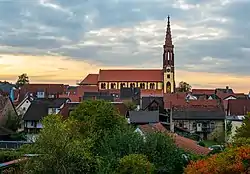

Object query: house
[79,16,176,94]
[19,84,64,100]
[226,116,244,142]
[0,96,18,126]
[164,99,225,140]
[135,123,210,155]
[22,98,70,135]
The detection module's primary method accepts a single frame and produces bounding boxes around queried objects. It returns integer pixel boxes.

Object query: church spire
[164,15,172,46]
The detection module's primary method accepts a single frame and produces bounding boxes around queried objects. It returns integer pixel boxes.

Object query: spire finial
[165,15,172,46]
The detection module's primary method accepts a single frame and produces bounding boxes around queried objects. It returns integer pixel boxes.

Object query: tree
[16,73,29,88]
[22,115,97,174]
[116,154,155,174]
[5,110,22,132]
[234,113,250,139]
[177,81,191,92]
[124,101,137,111]
[185,145,250,174]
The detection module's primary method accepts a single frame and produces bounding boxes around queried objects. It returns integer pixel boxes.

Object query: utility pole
[170,102,174,132]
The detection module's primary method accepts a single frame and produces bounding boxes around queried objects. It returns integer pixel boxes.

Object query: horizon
[0,0,249,93]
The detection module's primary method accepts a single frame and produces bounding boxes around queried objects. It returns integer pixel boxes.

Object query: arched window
[111,83,116,89]
[166,82,171,93]
[101,83,106,89]
[130,83,135,88]
[149,83,155,89]
[140,83,145,89]
[120,83,126,88]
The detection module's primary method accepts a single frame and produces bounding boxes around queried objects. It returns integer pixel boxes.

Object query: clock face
[167,68,170,72]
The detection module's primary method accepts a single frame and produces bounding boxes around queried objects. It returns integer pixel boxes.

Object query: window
[167,74,170,78]
[149,83,155,89]
[111,83,116,89]
[120,83,126,88]
[101,83,106,89]
[140,83,145,89]
[130,83,135,88]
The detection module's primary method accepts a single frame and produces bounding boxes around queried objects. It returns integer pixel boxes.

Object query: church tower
[163,16,175,93]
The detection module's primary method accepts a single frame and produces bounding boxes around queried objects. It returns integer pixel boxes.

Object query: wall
[228,120,243,142]
[16,99,31,116]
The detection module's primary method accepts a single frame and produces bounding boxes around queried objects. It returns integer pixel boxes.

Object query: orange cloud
[0,54,248,93]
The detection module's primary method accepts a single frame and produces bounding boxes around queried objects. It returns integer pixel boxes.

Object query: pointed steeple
[164,15,172,46]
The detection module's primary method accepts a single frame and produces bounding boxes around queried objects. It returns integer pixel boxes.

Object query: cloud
[0,0,249,91]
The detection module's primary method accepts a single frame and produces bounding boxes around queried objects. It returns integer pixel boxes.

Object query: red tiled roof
[21,84,64,94]
[228,99,250,115]
[192,89,215,95]
[98,69,163,82]
[216,91,236,100]
[141,89,163,97]
[59,94,81,102]
[80,74,99,85]
[76,85,98,95]
[139,123,210,155]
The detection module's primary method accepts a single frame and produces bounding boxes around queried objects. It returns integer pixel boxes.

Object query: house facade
[79,16,176,94]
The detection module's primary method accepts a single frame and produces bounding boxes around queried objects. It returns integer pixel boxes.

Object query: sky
[0,0,249,93]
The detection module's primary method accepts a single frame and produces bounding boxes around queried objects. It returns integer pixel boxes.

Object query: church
[80,16,175,94]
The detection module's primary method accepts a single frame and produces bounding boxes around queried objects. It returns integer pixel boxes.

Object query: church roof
[98,69,163,82]
[80,74,99,85]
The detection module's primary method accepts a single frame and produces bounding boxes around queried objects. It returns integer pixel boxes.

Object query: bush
[185,145,250,174]
[116,154,154,174]
[0,150,22,163]
[198,141,205,147]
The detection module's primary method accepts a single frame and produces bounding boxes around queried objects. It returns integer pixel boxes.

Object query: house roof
[192,89,215,95]
[228,99,250,116]
[34,98,69,108]
[0,96,8,113]
[59,102,80,119]
[138,123,210,155]
[80,74,99,85]
[112,102,128,116]
[59,94,81,102]
[20,84,64,94]
[141,89,163,97]
[142,97,164,110]
[23,102,48,121]
[98,69,163,82]
[129,110,159,123]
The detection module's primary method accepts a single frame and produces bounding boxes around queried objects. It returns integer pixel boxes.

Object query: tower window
[149,83,155,89]
[167,74,170,78]
[111,83,116,89]
[101,83,106,89]
[140,83,145,89]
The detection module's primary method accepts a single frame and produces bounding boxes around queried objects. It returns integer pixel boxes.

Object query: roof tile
[80,74,99,85]
[98,69,163,82]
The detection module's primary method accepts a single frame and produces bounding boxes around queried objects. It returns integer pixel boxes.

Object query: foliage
[116,154,155,174]
[5,110,22,132]
[185,145,250,174]
[10,132,26,141]
[233,137,250,146]
[177,81,191,92]
[234,113,250,139]
[124,101,137,111]
[198,141,205,147]
[70,100,127,138]
[0,150,22,163]
[226,120,232,138]
[16,73,29,88]
[143,132,185,174]
[22,115,97,174]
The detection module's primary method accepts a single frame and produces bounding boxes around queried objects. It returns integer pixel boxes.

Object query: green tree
[70,100,127,138]
[5,110,22,132]
[22,115,97,174]
[116,154,155,174]
[177,81,191,92]
[143,132,185,174]
[16,73,29,88]
[124,101,137,111]
[234,113,250,139]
